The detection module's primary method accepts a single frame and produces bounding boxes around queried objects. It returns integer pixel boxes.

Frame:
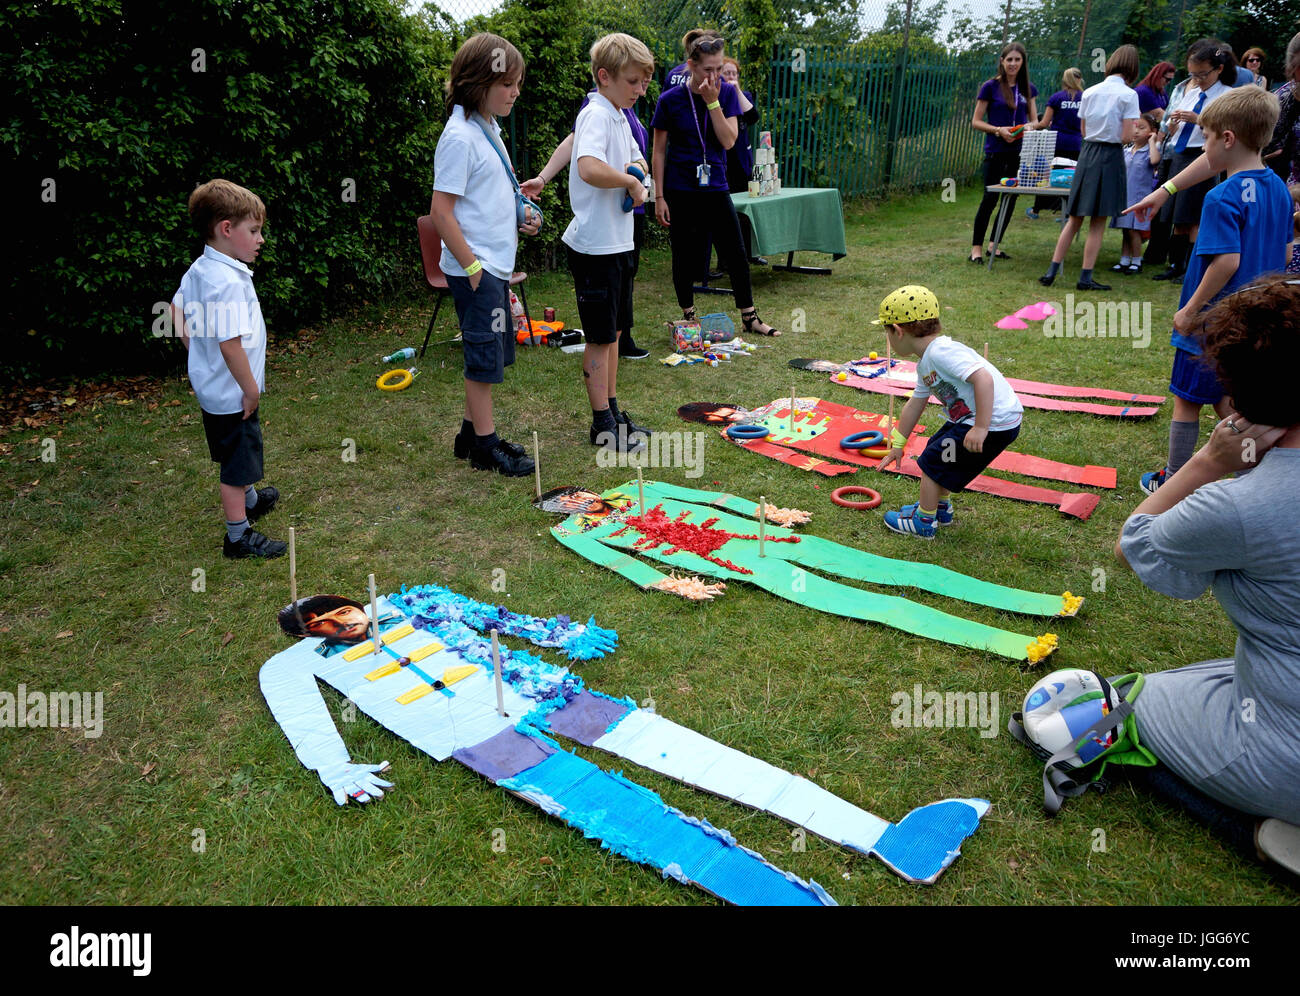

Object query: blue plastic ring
[840,430,885,449]
[726,424,771,439]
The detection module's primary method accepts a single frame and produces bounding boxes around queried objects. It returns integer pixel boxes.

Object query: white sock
[1119,255,1132,266]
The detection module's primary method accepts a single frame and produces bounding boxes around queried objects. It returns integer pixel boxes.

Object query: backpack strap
[1040,700,1134,816]
[471,115,521,194]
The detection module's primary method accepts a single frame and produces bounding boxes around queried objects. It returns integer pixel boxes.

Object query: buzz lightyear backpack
[1009,669,1158,815]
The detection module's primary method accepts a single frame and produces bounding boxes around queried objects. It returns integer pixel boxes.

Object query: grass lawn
[1,184,1292,906]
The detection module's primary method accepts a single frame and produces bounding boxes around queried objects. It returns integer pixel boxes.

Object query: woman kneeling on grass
[1115,274,1300,874]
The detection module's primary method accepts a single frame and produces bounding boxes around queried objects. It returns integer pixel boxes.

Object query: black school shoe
[224,528,288,559]
[1076,279,1111,291]
[615,408,652,439]
[454,432,526,461]
[245,485,279,522]
[590,423,647,452]
[470,440,535,477]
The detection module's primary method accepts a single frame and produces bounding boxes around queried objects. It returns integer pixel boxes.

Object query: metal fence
[424,0,1262,200]
[767,46,1077,197]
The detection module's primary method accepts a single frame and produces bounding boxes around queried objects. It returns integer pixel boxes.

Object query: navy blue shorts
[448,271,515,384]
[916,421,1020,492]
[202,407,264,486]
[568,248,635,345]
[1169,346,1223,405]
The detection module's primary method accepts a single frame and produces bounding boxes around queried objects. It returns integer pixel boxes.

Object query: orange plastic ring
[831,486,882,509]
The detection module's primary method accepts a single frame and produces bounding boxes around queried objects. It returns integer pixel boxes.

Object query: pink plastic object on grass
[996,316,1029,329]
[1014,302,1057,321]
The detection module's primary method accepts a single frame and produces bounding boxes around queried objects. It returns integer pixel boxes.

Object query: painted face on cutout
[304,603,371,643]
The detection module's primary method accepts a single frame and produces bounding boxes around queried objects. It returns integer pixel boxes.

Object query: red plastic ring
[831,486,882,510]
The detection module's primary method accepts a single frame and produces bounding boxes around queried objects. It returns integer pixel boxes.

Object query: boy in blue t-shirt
[1142,86,1294,494]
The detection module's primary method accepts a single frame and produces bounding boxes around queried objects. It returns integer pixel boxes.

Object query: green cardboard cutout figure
[536,480,1078,662]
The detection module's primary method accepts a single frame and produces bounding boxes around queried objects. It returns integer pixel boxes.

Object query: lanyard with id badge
[687,82,712,187]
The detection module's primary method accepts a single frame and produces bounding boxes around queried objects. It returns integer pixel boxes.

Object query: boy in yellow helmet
[875,286,1025,538]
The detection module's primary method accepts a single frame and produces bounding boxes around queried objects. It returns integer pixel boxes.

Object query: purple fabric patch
[454,728,556,782]
[547,690,633,746]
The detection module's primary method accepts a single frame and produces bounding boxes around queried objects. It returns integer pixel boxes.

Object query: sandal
[741,307,781,337]
[682,306,697,322]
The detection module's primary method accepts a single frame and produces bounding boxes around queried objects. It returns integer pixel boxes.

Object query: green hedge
[4,0,782,375]
[4,0,448,374]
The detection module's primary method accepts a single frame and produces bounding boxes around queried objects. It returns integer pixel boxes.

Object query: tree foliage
[4,0,448,374]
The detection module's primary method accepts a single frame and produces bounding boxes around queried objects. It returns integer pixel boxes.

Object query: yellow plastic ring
[377,368,414,392]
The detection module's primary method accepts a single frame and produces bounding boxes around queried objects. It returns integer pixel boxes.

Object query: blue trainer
[899,501,953,525]
[884,507,937,538]
[1139,468,1168,495]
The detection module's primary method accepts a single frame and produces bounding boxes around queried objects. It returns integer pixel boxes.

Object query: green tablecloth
[731,187,847,259]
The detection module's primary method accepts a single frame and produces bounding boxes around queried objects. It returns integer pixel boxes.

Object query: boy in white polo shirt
[173,179,285,559]
[875,286,1024,538]
[563,33,655,451]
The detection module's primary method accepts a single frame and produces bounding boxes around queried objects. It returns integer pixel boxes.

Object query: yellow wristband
[891,428,907,448]
[1162,180,1178,196]
[706,100,721,110]
[465,259,482,276]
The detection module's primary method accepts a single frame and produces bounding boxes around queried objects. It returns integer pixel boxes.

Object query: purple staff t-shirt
[977,77,1038,156]
[1135,84,1169,114]
[651,80,743,193]
[1046,89,1083,158]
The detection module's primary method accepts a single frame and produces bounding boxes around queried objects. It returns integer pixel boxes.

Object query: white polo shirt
[563,92,636,255]
[1078,74,1140,143]
[433,105,518,281]
[173,245,266,416]
[913,336,1023,430]
[1166,80,1229,151]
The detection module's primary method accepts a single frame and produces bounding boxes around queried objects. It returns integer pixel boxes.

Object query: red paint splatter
[619,504,798,576]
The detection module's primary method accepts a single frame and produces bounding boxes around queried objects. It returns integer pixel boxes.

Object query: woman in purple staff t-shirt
[651,29,780,336]
[968,42,1038,262]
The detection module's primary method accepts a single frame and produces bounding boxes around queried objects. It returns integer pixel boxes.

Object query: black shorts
[202,407,264,486]
[568,247,635,345]
[916,421,1020,492]
[448,271,515,384]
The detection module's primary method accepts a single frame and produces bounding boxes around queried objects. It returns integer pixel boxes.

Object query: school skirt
[1064,140,1126,218]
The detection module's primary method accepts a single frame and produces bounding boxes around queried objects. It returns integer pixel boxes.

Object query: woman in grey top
[1116,275,1300,869]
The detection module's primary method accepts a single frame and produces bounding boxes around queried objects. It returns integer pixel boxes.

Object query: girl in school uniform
[1110,113,1162,273]
[1039,45,1141,291]
[1152,40,1235,282]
